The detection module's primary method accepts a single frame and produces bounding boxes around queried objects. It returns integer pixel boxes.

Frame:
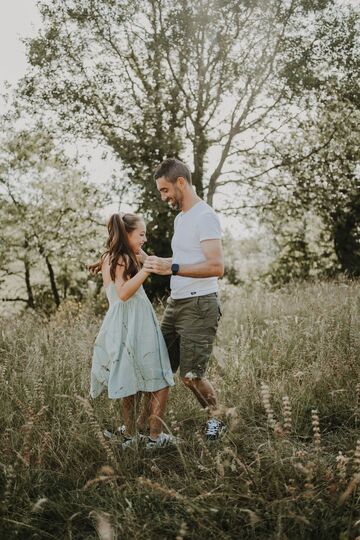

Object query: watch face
[172,263,179,274]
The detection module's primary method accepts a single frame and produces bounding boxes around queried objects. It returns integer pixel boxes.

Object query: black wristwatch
[171,263,180,275]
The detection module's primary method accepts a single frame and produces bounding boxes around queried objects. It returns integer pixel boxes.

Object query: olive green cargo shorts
[160,293,222,379]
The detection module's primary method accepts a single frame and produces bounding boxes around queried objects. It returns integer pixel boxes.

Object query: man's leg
[181,376,218,412]
[161,297,181,374]
[177,294,225,439]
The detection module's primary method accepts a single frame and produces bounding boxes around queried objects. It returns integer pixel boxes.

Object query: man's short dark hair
[154,158,192,184]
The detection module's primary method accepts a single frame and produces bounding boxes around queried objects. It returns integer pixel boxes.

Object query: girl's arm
[114,261,150,302]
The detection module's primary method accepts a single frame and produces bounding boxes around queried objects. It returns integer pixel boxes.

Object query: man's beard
[173,189,183,210]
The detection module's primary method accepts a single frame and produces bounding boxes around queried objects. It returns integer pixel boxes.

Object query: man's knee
[181,373,201,388]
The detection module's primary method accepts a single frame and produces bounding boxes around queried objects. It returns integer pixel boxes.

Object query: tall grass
[0,279,359,539]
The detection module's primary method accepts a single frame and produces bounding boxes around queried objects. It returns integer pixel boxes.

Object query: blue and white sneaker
[146,433,182,449]
[103,425,126,439]
[205,418,226,440]
[104,425,147,442]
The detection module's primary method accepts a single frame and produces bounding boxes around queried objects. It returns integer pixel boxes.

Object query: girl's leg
[136,392,152,432]
[122,394,139,437]
[149,386,170,440]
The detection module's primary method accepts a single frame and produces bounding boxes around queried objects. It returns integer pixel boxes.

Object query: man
[143,158,226,440]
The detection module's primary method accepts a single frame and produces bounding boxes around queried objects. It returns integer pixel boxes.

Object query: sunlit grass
[0,279,359,539]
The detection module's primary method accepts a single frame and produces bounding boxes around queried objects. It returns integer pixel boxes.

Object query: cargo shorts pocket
[197,296,218,319]
[179,334,215,379]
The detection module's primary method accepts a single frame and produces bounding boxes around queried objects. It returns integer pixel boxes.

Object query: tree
[19,0,338,213]
[0,128,108,312]
[261,96,360,281]
[234,4,360,281]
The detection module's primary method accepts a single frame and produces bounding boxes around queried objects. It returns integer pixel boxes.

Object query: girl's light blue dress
[90,282,175,399]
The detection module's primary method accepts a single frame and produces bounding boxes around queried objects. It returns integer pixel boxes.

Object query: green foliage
[20,0,339,207]
[266,215,339,285]
[0,280,360,538]
[0,127,108,313]
[257,4,360,283]
[260,94,360,283]
[7,0,360,294]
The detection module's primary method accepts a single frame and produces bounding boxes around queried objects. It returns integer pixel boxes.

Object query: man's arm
[143,239,224,278]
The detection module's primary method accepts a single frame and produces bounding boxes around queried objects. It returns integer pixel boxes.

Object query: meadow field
[0,280,360,539]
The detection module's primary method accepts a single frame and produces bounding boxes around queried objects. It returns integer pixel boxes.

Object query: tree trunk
[192,129,207,199]
[45,255,61,307]
[24,258,35,309]
[332,191,360,277]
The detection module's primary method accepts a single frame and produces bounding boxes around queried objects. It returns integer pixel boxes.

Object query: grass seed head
[311,409,321,450]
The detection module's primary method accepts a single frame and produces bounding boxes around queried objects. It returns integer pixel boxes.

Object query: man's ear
[177,176,187,188]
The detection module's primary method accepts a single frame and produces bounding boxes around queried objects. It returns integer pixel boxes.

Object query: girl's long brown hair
[89,213,141,281]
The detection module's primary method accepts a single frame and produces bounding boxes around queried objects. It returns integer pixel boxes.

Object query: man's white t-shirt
[170,200,222,299]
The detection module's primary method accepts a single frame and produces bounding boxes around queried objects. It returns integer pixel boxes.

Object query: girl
[89,213,175,448]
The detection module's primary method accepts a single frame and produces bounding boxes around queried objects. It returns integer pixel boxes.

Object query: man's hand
[137,249,148,265]
[143,256,172,275]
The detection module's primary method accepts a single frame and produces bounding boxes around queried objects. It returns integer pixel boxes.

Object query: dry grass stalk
[355,383,360,427]
[75,395,117,468]
[83,466,119,490]
[21,420,34,467]
[89,510,115,540]
[260,383,283,435]
[260,383,276,429]
[0,365,7,385]
[356,383,360,408]
[294,460,316,493]
[282,395,292,433]
[224,406,241,431]
[34,378,46,408]
[176,521,188,540]
[336,451,349,483]
[18,403,49,467]
[167,407,181,434]
[194,432,212,461]
[137,476,185,501]
[215,452,225,478]
[339,473,360,506]
[1,464,15,507]
[31,498,49,513]
[222,447,255,484]
[1,429,13,462]
[311,409,321,450]
[353,439,360,474]
[36,431,52,467]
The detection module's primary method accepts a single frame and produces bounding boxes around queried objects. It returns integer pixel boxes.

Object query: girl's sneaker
[146,433,182,449]
[104,425,147,442]
[121,435,137,449]
[103,425,126,439]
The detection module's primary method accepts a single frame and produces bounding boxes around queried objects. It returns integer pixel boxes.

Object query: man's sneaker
[146,433,182,450]
[205,418,226,440]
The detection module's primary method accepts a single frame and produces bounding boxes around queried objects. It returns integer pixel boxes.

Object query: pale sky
[1,0,359,238]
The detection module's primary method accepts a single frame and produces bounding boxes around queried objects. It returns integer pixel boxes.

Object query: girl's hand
[140,267,151,277]
[143,256,172,275]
